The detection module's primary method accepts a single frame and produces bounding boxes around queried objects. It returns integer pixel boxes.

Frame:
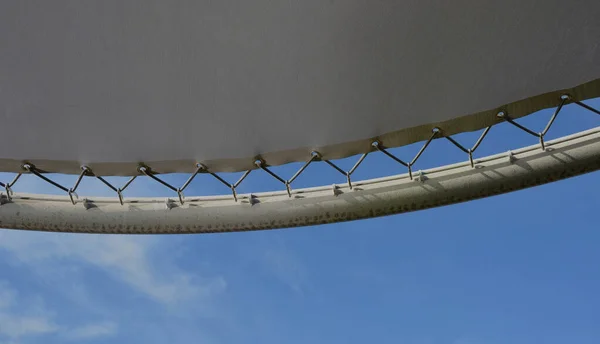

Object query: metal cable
[2,95,598,206]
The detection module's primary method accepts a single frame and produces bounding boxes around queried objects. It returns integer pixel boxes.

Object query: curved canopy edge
[0,78,598,176]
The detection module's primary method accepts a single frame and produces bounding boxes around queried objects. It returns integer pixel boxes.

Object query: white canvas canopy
[1,0,599,175]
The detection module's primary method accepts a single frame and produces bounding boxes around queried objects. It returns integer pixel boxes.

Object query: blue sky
[0,98,599,344]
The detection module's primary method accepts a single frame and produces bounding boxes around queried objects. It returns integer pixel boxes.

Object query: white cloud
[65,322,118,340]
[0,282,16,309]
[263,244,308,294]
[0,281,58,341]
[0,281,117,341]
[0,231,226,306]
[0,313,58,339]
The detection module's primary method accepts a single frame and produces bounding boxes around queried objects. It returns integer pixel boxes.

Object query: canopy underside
[1,1,599,175]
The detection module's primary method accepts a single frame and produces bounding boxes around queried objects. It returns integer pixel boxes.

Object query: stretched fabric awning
[1,0,599,175]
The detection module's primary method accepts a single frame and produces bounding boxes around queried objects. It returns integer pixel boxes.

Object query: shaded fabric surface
[1,0,599,174]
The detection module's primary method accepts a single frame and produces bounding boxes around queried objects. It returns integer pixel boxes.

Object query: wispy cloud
[65,322,118,340]
[0,313,58,339]
[262,240,309,295]
[0,282,16,309]
[0,280,120,342]
[0,229,228,342]
[0,231,226,306]
[0,281,58,341]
